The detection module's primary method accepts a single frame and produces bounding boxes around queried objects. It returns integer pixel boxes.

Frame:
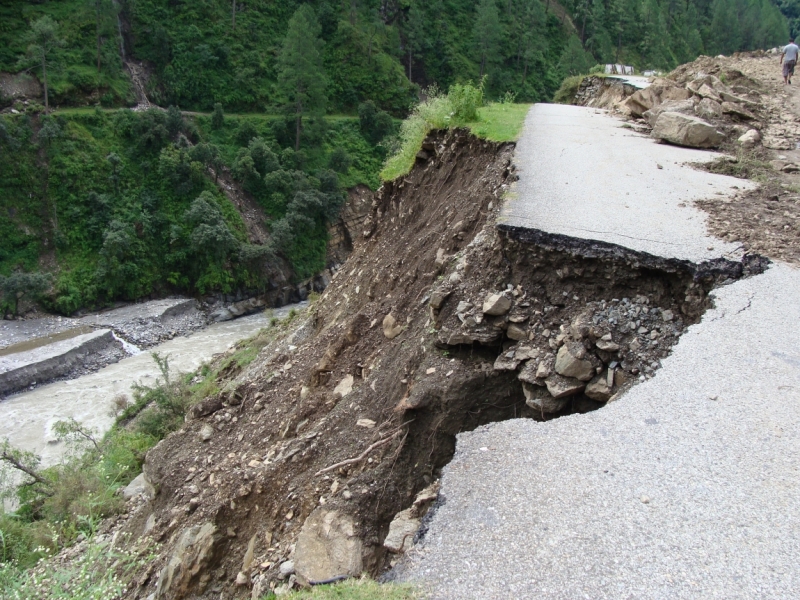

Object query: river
[0,304,301,467]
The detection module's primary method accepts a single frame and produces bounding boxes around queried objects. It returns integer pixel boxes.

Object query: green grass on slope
[272,578,420,600]
[381,98,530,182]
[467,103,531,142]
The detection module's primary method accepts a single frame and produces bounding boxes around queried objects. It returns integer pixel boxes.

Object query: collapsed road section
[88,125,767,600]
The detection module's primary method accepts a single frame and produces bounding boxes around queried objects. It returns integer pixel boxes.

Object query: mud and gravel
[76,128,761,600]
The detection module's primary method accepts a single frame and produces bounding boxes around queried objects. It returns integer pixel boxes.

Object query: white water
[0,305,299,466]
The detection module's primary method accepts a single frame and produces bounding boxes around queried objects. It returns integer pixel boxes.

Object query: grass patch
[380,81,530,182]
[272,578,420,600]
[553,75,587,104]
[466,103,531,142]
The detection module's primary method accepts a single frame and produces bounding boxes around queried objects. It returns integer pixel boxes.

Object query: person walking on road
[781,38,800,84]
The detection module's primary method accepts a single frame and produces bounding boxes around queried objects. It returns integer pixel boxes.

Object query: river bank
[0,302,303,466]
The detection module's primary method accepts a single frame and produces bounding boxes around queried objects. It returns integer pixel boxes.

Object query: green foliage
[212,102,225,130]
[273,577,419,600]
[277,5,328,150]
[358,100,395,145]
[381,81,486,181]
[0,537,155,600]
[328,147,353,173]
[0,272,51,316]
[17,16,66,111]
[467,102,531,141]
[553,74,587,104]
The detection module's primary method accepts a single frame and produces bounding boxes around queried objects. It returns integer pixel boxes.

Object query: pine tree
[277,5,327,151]
[559,34,592,75]
[406,1,427,83]
[473,0,503,79]
[19,16,65,112]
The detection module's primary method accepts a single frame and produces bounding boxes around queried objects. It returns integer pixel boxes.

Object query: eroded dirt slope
[79,129,763,600]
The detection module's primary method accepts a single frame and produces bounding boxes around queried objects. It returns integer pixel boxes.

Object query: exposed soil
[71,129,764,599]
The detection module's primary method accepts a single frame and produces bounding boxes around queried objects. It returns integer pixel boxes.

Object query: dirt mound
[84,128,762,599]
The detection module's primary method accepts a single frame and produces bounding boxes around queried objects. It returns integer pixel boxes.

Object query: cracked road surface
[500,103,753,263]
[398,103,800,598]
[401,263,800,599]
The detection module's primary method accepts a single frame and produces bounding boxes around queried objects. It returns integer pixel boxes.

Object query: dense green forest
[0,0,792,315]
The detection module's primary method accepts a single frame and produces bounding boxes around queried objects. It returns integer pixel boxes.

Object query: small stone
[535,361,552,379]
[236,571,249,586]
[661,309,674,322]
[506,324,527,341]
[199,424,214,442]
[383,314,403,339]
[737,129,761,148]
[429,290,451,310]
[524,381,571,412]
[279,560,295,576]
[333,375,354,397]
[343,490,352,499]
[426,367,436,375]
[543,374,586,399]
[595,338,620,352]
[585,373,613,402]
[482,293,512,316]
[456,301,473,313]
[640,495,650,504]
[356,418,376,428]
[554,343,594,381]
[629,338,642,351]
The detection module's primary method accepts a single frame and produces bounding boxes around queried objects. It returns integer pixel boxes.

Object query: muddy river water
[0,305,300,466]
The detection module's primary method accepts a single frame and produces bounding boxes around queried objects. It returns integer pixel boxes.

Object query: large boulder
[642,100,695,127]
[156,523,219,599]
[622,80,692,117]
[651,112,724,148]
[293,509,363,584]
[694,98,723,120]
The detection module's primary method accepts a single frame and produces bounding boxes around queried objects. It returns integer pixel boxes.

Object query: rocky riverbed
[0,302,304,467]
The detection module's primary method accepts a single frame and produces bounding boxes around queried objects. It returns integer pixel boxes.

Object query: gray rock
[384,508,421,553]
[482,294,512,316]
[595,337,620,352]
[279,560,295,576]
[494,351,522,371]
[456,301,473,313]
[694,98,723,120]
[554,343,594,381]
[123,472,155,500]
[383,314,403,339]
[661,309,674,322]
[585,373,613,401]
[543,374,586,399]
[293,509,363,584]
[210,308,234,322]
[523,381,571,412]
[536,360,552,379]
[506,324,528,341]
[517,360,540,385]
[156,522,218,599]
[737,129,761,148]
[429,290,451,310]
[199,424,214,442]
[721,102,755,120]
[651,112,724,148]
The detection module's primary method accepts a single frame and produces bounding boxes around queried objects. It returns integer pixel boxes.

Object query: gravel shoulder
[399,262,800,599]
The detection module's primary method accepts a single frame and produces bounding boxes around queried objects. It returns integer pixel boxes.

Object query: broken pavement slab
[401,262,800,598]
[500,103,752,263]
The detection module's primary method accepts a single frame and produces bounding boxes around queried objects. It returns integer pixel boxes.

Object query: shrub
[448,80,484,122]
[328,146,352,173]
[211,102,224,129]
[553,75,586,104]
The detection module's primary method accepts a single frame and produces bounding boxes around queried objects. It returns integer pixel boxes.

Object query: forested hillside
[0,0,791,316]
